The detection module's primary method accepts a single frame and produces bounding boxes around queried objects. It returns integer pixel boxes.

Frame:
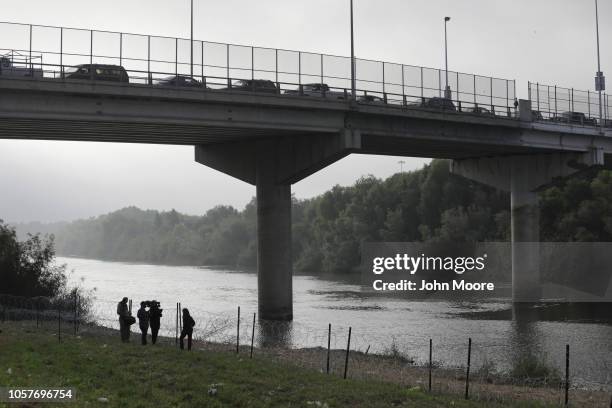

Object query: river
[60,256,612,391]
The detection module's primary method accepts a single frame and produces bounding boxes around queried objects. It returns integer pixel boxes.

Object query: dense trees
[0,220,67,297]
[13,160,612,275]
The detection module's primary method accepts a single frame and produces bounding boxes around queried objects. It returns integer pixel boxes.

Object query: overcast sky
[1,0,610,223]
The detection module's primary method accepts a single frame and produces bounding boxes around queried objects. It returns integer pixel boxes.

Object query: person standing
[137,302,150,345]
[179,308,196,351]
[149,301,162,345]
[116,297,131,342]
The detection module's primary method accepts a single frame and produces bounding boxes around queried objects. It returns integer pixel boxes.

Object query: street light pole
[190,0,194,78]
[350,0,356,100]
[594,0,605,131]
[444,16,451,99]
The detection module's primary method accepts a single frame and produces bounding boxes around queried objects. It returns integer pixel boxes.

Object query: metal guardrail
[528,82,611,128]
[0,21,517,118]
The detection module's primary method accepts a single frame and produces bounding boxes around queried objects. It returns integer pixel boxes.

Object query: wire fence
[1,293,610,407]
[0,21,516,117]
[528,82,612,128]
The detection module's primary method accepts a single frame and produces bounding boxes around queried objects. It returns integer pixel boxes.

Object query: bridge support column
[256,139,293,320]
[195,131,361,320]
[450,150,603,304]
[510,161,540,302]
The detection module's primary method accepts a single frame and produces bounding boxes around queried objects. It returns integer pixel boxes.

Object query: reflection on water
[61,257,612,391]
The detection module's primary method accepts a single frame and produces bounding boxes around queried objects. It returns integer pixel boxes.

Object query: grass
[0,322,561,408]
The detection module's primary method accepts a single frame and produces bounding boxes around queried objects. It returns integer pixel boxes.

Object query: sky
[1,0,610,223]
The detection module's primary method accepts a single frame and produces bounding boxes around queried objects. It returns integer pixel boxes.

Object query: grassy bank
[0,322,564,408]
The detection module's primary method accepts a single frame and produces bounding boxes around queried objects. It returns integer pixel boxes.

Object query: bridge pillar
[510,161,540,302]
[450,150,603,303]
[195,132,360,320]
[256,139,293,320]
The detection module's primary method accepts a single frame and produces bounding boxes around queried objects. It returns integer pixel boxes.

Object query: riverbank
[1,321,609,407]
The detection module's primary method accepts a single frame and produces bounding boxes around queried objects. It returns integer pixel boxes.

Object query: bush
[509,354,561,386]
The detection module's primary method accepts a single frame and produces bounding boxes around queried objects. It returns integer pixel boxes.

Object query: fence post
[226,44,230,85]
[327,323,331,374]
[58,309,61,343]
[420,66,424,99]
[565,344,570,407]
[298,51,302,86]
[73,292,77,336]
[588,90,591,118]
[29,24,33,74]
[119,32,122,66]
[179,303,182,333]
[465,337,471,400]
[201,40,206,86]
[36,302,39,328]
[236,306,241,353]
[320,54,324,85]
[343,327,351,379]
[250,312,255,359]
[147,35,151,85]
[175,37,178,77]
[89,30,93,66]
[175,302,178,346]
[382,62,385,95]
[428,338,432,392]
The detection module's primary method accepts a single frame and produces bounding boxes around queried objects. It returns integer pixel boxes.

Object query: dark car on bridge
[358,94,386,105]
[62,64,129,83]
[421,97,456,112]
[226,79,277,94]
[154,75,205,88]
[284,83,349,99]
[466,106,495,117]
[553,111,597,126]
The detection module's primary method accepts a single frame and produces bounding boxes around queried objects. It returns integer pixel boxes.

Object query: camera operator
[137,301,150,345]
[149,300,162,344]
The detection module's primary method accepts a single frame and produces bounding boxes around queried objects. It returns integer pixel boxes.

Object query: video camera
[143,300,162,311]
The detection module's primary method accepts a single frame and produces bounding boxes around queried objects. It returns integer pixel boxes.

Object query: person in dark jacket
[180,308,196,351]
[116,297,131,342]
[149,301,162,345]
[137,302,149,345]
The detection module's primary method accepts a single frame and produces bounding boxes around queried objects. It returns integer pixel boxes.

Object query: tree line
[13,159,612,275]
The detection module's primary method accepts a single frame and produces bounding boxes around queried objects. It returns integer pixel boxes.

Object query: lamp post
[444,16,451,99]
[594,0,605,132]
[350,0,356,100]
[398,160,405,173]
[190,0,194,78]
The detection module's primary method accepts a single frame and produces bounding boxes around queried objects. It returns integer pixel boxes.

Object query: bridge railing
[0,21,517,118]
[528,82,612,128]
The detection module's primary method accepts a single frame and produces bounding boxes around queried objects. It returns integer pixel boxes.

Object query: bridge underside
[3,78,612,319]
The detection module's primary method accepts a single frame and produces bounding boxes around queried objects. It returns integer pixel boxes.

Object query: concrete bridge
[1,20,611,319]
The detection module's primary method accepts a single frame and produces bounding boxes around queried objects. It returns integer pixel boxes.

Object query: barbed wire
[1,293,610,406]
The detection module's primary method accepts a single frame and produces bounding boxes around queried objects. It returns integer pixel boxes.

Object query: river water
[60,256,612,391]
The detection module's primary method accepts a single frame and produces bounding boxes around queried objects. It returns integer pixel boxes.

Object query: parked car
[154,75,204,88]
[285,83,349,99]
[531,110,544,121]
[466,106,495,117]
[0,53,43,78]
[358,94,385,104]
[62,64,129,83]
[421,97,456,112]
[552,111,597,126]
[226,79,277,93]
